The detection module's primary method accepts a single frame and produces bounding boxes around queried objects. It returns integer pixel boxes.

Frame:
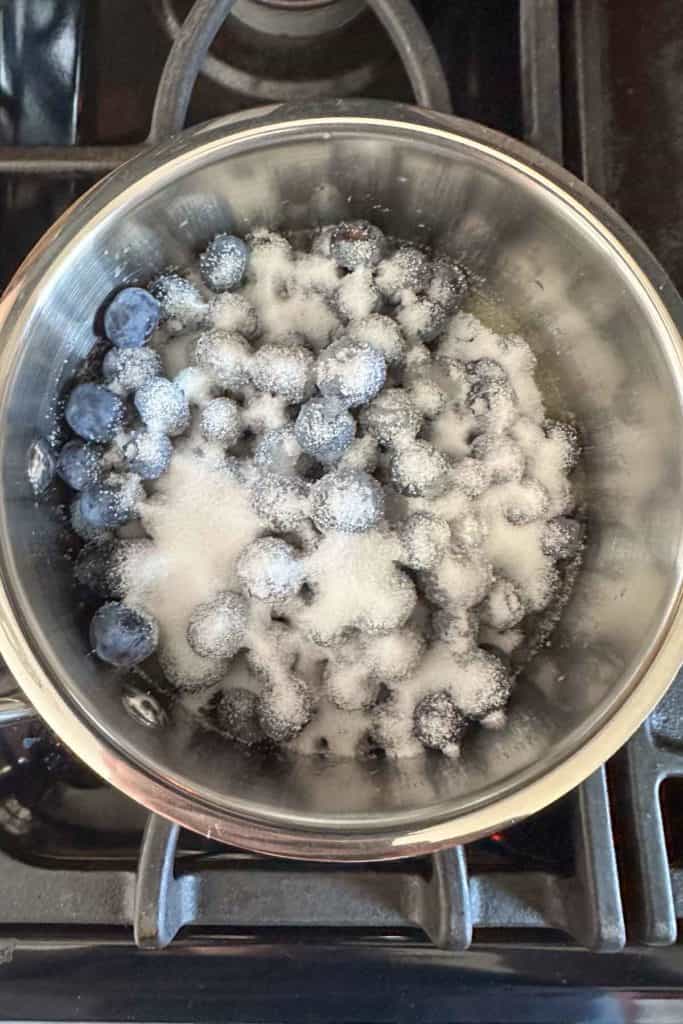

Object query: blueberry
[294,396,356,463]
[56,440,102,491]
[74,540,121,597]
[345,314,406,366]
[330,220,385,269]
[400,512,451,571]
[90,601,158,668]
[103,287,160,348]
[361,388,421,446]
[480,577,525,630]
[427,256,468,312]
[187,591,249,659]
[134,377,189,437]
[258,675,313,743]
[77,475,142,529]
[199,398,242,446]
[414,691,467,754]
[335,267,381,321]
[251,344,314,403]
[541,516,584,559]
[149,272,208,333]
[211,687,264,745]
[102,346,162,394]
[396,298,448,345]
[65,383,126,443]
[316,338,386,409]
[253,426,302,476]
[375,246,431,303]
[121,430,173,479]
[470,433,525,483]
[236,537,304,601]
[192,330,252,391]
[310,469,384,534]
[390,440,450,497]
[459,650,512,720]
[199,233,249,292]
[249,470,309,531]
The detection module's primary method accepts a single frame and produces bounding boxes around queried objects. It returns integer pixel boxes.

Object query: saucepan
[0,99,681,859]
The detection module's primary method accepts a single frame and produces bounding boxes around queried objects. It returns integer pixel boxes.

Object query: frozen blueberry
[294,396,356,463]
[102,346,162,395]
[375,246,431,303]
[77,475,142,529]
[400,512,451,571]
[187,590,249,659]
[251,344,314,403]
[330,220,385,269]
[237,537,304,601]
[56,440,102,491]
[361,388,421,446]
[470,433,525,483]
[427,256,468,312]
[103,287,160,348]
[134,377,189,437]
[345,314,406,365]
[121,430,173,479]
[335,267,381,321]
[253,426,302,476]
[480,577,525,630]
[199,233,249,292]
[414,691,467,754]
[258,675,313,743]
[310,469,384,534]
[250,470,309,531]
[149,272,208,333]
[396,297,448,345]
[65,383,126,443]
[212,687,264,745]
[390,441,450,497]
[541,516,584,559]
[90,601,158,668]
[192,330,252,391]
[199,398,242,447]
[316,338,386,408]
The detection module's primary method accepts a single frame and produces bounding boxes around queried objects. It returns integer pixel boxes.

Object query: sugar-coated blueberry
[400,512,451,571]
[65,383,126,443]
[427,256,468,312]
[57,440,102,491]
[330,220,385,269]
[102,346,162,394]
[134,377,190,436]
[414,691,467,754]
[74,538,152,599]
[251,344,314,403]
[121,430,173,479]
[187,591,249,659]
[310,469,384,534]
[396,297,448,344]
[316,338,386,408]
[345,314,406,365]
[294,396,356,463]
[212,687,264,745]
[258,675,313,743]
[390,440,450,497]
[253,426,302,476]
[103,287,160,348]
[361,388,421,446]
[236,537,304,601]
[470,432,525,483]
[541,516,583,559]
[199,233,249,292]
[375,246,431,303]
[193,329,252,391]
[149,272,208,333]
[480,577,525,630]
[90,601,158,668]
[77,475,142,529]
[199,397,242,447]
[250,470,309,531]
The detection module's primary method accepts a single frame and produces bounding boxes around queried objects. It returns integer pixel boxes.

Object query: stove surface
[0,1,682,1021]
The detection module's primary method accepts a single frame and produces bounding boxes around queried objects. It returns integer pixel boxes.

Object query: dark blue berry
[65,383,125,443]
[77,476,141,529]
[102,346,162,394]
[414,691,467,753]
[294,396,355,463]
[122,431,173,479]
[103,287,160,348]
[211,687,264,745]
[90,601,158,668]
[199,234,249,292]
[56,440,102,491]
[330,221,385,269]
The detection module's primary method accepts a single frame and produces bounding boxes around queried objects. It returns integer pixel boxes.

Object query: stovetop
[1,1,683,1021]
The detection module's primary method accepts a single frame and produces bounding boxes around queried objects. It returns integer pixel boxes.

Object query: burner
[232,0,365,38]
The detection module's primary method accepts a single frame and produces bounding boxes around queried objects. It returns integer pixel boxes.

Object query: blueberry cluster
[55,220,583,760]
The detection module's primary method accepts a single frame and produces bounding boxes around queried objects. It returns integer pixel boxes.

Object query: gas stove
[1,1,683,1021]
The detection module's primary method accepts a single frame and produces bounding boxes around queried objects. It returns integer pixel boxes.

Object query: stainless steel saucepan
[0,100,681,860]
